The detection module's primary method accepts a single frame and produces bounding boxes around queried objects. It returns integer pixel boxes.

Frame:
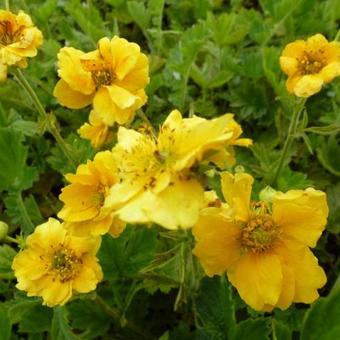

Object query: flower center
[52,248,81,283]
[241,214,280,253]
[91,185,107,207]
[299,53,324,75]
[80,59,115,87]
[91,69,113,87]
[0,20,17,46]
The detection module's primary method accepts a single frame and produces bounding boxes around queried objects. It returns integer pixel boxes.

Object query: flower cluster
[53,36,149,147]
[6,8,332,312]
[0,9,42,81]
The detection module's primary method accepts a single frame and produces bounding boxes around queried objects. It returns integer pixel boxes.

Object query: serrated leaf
[301,282,340,340]
[99,226,158,281]
[51,307,79,340]
[326,182,340,234]
[7,294,41,324]
[0,128,38,192]
[317,135,340,176]
[195,276,235,340]
[68,300,111,338]
[0,245,16,279]
[304,123,340,135]
[4,193,38,236]
[19,305,52,333]
[232,318,270,340]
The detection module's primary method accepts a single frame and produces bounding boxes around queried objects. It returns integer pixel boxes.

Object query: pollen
[52,248,81,283]
[91,69,114,87]
[299,53,324,75]
[241,214,280,253]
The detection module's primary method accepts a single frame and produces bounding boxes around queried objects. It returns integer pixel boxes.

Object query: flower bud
[0,221,9,241]
[259,186,277,204]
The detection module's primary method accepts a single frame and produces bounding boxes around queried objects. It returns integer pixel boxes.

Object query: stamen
[299,53,324,75]
[52,248,81,283]
[241,214,280,253]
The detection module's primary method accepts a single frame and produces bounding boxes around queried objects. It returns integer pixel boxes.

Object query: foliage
[0,0,339,338]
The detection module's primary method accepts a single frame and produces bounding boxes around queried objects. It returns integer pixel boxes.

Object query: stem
[5,0,9,10]
[4,236,19,244]
[13,69,76,169]
[94,295,153,339]
[272,98,307,185]
[17,193,35,233]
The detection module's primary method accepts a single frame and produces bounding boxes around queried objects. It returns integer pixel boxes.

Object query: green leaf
[99,226,158,281]
[19,305,53,333]
[232,318,270,340]
[4,193,38,236]
[0,245,16,279]
[301,282,340,340]
[271,320,291,340]
[195,276,235,340]
[317,135,340,176]
[51,307,79,340]
[0,128,38,192]
[0,304,11,340]
[68,300,111,338]
[305,123,340,135]
[6,294,41,324]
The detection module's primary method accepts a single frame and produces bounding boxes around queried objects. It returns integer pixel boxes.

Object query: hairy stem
[272,98,307,185]
[13,69,76,169]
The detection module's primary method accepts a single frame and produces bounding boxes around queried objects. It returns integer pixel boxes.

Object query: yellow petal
[227,252,282,311]
[53,79,93,109]
[306,34,329,50]
[280,56,299,76]
[293,74,324,97]
[272,188,328,247]
[57,47,95,95]
[281,40,306,59]
[220,172,253,222]
[320,62,340,83]
[274,239,326,304]
[193,212,241,276]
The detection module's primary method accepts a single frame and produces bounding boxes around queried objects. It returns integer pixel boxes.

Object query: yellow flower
[53,36,149,124]
[193,172,328,311]
[0,10,43,81]
[280,34,340,97]
[58,151,125,237]
[78,110,113,148]
[12,218,102,307]
[106,110,251,230]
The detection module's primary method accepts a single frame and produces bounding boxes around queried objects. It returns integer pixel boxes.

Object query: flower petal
[227,252,282,311]
[193,211,241,276]
[293,74,324,97]
[272,188,328,247]
[53,79,93,109]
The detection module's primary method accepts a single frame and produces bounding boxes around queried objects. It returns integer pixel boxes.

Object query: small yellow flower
[12,218,103,307]
[280,34,340,97]
[193,172,328,311]
[0,10,43,81]
[106,110,251,230]
[53,36,149,125]
[78,110,113,148]
[58,151,125,237]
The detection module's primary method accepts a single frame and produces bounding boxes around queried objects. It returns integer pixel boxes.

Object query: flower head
[53,36,149,125]
[106,110,251,230]
[193,172,328,311]
[0,10,43,81]
[58,151,125,237]
[280,34,340,97]
[78,110,113,148]
[12,218,103,307]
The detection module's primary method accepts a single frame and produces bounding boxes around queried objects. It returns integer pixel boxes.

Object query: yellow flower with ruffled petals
[12,218,102,307]
[58,151,125,237]
[280,34,340,97]
[53,36,149,124]
[78,110,113,148]
[106,110,251,230]
[0,10,43,81]
[193,172,328,311]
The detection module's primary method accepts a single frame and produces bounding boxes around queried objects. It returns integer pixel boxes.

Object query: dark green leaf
[0,245,16,280]
[51,307,79,340]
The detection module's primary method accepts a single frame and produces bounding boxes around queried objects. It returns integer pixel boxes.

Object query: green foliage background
[0,0,339,339]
